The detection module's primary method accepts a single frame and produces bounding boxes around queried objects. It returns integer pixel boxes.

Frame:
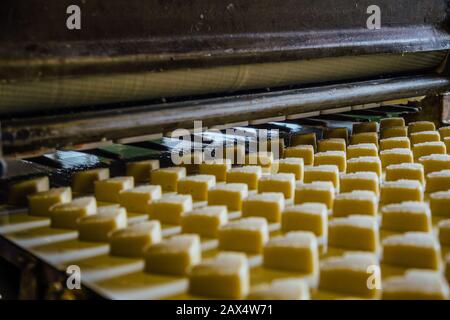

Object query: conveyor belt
[2,104,450,300]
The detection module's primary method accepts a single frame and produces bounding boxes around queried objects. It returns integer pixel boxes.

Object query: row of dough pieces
[9,188,450,300]
[9,155,450,219]
[295,118,450,150]
[6,171,450,299]
[7,120,450,206]
[10,151,450,219]
[5,119,450,298]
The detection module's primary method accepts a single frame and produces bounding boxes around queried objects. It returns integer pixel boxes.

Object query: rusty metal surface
[2,74,450,155]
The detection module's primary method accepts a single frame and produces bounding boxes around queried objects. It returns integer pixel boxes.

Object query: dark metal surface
[2,28,450,81]
[399,95,446,126]
[2,74,450,156]
[3,0,448,43]
[1,0,449,154]
[1,0,450,80]
[0,235,102,299]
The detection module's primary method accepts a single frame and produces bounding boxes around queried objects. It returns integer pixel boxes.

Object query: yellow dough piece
[218,217,269,253]
[118,185,162,213]
[8,176,50,206]
[151,166,186,192]
[181,206,228,238]
[408,121,436,134]
[410,131,441,145]
[380,180,423,205]
[72,168,110,194]
[350,132,379,148]
[385,163,425,185]
[347,156,382,177]
[258,173,296,199]
[245,152,274,172]
[282,203,328,237]
[381,202,431,232]
[353,122,379,134]
[426,170,450,193]
[339,172,379,195]
[189,253,250,299]
[380,148,413,168]
[382,270,449,300]
[126,160,159,183]
[347,144,378,159]
[304,165,339,188]
[413,141,446,161]
[50,196,97,229]
[439,126,450,140]
[275,158,304,181]
[445,137,450,154]
[263,231,319,273]
[28,187,72,217]
[147,194,193,225]
[430,190,450,217]
[379,137,411,151]
[178,174,216,201]
[94,176,134,203]
[318,138,346,152]
[380,126,408,139]
[145,234,201,276]
[247,279,310,300]
[208,183,248,211]
[284,145,314,165]
[323,128,349,143]
[380,117,405,129]
[291,133,317,150]
[328,215,379,252]
[295,181,335,209]
[110,221,162,257]
[333,191,378,217]
[78,206,127,242]
[419,154,450,174]
[382,232,440,270]
[438,220,450,246]
[199,159,231,182]
[314,151,347,172]
[242,192,285,222]
[319,252,380,298]
[226,166,262,190]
